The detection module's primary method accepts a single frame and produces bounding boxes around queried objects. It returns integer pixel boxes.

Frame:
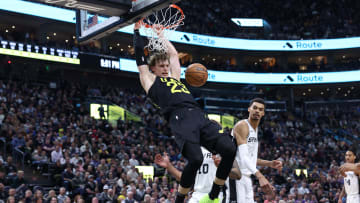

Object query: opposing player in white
[155,147,241,203]
[338,149,360,203]
[228,98,283,203]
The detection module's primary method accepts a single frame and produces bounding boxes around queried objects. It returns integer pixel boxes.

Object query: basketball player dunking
[133,22,237,203]
[338,148,360,203]
[229,98,283,203]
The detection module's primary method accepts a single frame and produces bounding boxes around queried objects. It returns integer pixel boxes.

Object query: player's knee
[219,139,236,158]
[188,153,204,168]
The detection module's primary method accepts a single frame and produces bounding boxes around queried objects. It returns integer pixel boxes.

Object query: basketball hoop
[139,4,185,53]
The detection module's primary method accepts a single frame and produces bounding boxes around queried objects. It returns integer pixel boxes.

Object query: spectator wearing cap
[98,184,109,201]
[70,152,83,166]
[85,175,97,202]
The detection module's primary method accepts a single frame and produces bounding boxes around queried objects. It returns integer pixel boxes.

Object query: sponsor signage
[231,18,264,27]
[119,58,360,85]
[100,58,120,70]
[0,40,79,64]
[3,1,360,51]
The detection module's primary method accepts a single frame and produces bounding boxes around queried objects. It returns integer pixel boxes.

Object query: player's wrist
[254,171,262,179]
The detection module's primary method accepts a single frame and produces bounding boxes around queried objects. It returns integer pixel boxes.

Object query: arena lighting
[3,0,360,51]
[119,58,360,85]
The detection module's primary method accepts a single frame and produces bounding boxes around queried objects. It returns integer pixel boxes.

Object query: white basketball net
[141,4,185,53]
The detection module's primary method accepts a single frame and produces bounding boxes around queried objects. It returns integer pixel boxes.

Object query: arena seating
[0,72,358,202]
[178,0,360,40]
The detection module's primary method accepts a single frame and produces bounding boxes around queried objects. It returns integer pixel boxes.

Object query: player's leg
[175,142,204,203]
[243,175,255,203]
[348,194,360,203]
[211,135,237,198]
[236,178,246,203]
[200,121,237,201]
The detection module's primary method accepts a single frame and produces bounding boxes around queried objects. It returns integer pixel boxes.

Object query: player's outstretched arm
[257,159,283,171]
[338,186,345,203]
[133,22,154,93]
[254,170,275,198]
[155,153,182,181]
[229,160,241,180]
[155,26,181,80]
[339,163,360,176]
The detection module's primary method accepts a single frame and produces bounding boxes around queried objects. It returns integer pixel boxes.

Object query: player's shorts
[189,192,223,203]
[225,174,254,203]
[347,194,360,203]
[168,107,222,152]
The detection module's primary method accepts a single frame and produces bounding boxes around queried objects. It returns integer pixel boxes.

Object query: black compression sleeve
[133,29,147,66]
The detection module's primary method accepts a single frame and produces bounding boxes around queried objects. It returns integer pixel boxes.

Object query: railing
[197,98,287,112]
[13,147,25,170]
[304,99,360,112]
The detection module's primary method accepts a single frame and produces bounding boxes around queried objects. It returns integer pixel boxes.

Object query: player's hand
[212,155,221,167]
[154,152,170,169]
[256,173,275,198]
[134,21,142,30]
[270,160,283,171]
[339,163,357,177]
[338,199,343,203]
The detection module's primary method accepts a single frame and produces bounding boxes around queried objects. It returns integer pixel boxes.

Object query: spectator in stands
[51,145,63,163]
[4,156,16,177]
[129,153,139,167]
[11,170,26,192]
[85,175,97,202]
[57,187,68,203]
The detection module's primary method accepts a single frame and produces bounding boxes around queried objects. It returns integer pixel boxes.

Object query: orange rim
[140,4,185,29]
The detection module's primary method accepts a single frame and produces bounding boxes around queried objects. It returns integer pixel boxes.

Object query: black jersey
[148,77,198,115]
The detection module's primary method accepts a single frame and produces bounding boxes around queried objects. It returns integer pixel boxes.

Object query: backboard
[24,0,180,44]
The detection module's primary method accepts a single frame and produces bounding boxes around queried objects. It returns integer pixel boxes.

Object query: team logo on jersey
[248,137,258,143]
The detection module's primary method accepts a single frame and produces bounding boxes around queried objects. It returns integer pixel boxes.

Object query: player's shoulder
[233,120,249,135]
[234,119,249,130]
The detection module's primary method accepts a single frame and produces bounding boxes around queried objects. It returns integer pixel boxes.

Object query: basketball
[185,63,208,87]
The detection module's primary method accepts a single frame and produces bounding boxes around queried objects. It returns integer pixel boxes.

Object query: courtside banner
[119,58,360,85]
[3,1,360,51]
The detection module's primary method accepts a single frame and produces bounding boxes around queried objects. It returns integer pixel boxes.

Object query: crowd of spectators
[0,73,358,203]
[178,0,360,39]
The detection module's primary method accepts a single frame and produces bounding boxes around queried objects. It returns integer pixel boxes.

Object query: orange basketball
[185,63,208,87]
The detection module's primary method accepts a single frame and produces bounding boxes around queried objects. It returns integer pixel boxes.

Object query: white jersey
[190,147,223,202]
[231,119,258,176]
[193,147,217,193]
[224,175,254,203]
[225,119,258,203]
[344,171,360,195]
